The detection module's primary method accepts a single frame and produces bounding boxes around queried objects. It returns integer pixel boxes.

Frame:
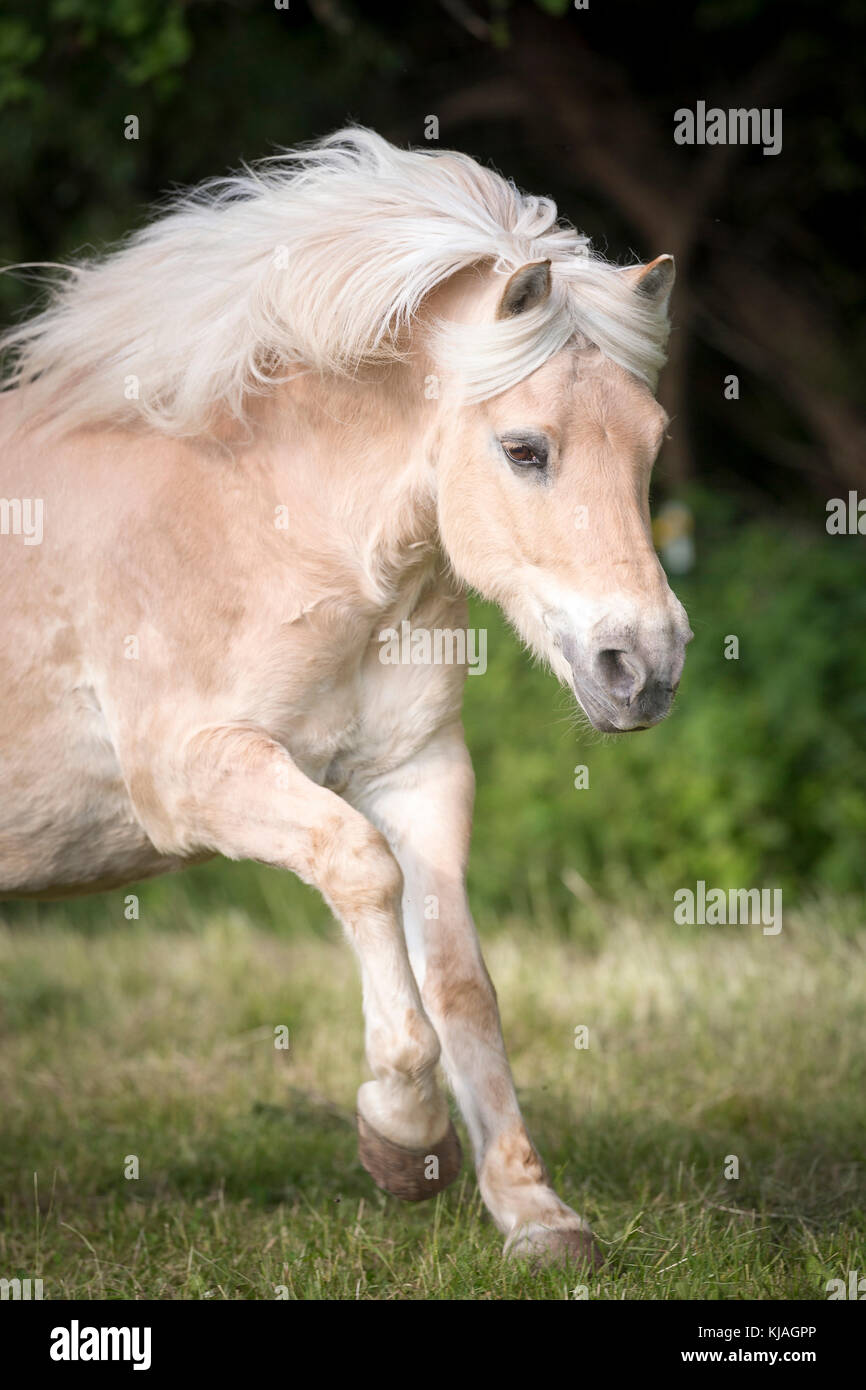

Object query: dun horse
[0,130,691,1267]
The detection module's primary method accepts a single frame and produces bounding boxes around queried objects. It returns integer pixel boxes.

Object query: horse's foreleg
[148,724,460,1194]
[360,722,602,1269]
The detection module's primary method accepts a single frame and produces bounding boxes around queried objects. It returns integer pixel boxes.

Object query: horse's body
[0,371,467,899]
[0,130,691,1266]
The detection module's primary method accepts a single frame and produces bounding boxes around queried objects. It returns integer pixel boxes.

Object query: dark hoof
[357,1111,462,1202]
[506,1221,604,1272]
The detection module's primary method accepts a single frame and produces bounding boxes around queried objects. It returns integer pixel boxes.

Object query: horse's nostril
[596,648,646,703]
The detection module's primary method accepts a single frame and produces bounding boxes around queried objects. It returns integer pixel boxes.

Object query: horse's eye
[502,441,547,469]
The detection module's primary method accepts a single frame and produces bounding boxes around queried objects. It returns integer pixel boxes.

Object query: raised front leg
[359,722,602,1269]
[133,723,461,1195]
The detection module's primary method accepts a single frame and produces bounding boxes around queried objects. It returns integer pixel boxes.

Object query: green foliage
[534,0,571,17]
[0,1,191,111]
[464,505,866,919]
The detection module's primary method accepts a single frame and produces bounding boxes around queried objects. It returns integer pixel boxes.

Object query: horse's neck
[260,367,444,615]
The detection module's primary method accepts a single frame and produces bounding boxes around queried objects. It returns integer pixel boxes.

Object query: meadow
[1,892,863,1299]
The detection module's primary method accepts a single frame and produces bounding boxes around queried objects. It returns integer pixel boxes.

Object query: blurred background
[1,0,864,928]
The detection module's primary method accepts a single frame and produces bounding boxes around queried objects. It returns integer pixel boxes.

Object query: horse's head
[434,256,692,732]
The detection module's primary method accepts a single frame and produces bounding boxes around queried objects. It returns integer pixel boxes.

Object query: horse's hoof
[357,1110,462,1202]
[505,1221,604,1272]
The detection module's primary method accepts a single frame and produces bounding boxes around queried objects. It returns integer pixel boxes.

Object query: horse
[0,128,691,1269]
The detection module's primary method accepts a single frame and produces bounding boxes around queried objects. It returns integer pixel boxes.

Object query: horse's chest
[283,634,465,796]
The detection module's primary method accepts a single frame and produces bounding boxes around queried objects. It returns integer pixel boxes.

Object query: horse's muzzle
[564,628,692,733]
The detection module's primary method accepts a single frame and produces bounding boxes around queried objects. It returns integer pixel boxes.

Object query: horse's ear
[495,259,552,319]
[624,254,675,309]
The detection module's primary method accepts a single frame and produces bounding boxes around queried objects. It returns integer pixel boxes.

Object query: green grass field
[1,884,863,1300]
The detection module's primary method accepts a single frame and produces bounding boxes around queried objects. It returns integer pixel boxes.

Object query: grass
[1,885,864,1299]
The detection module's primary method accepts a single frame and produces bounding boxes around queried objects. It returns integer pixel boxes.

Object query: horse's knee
[316,816,403,922]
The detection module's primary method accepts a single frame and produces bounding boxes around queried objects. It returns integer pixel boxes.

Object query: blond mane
[0,127,670,437]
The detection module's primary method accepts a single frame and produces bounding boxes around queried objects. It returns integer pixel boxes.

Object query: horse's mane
[0,128,671,438]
